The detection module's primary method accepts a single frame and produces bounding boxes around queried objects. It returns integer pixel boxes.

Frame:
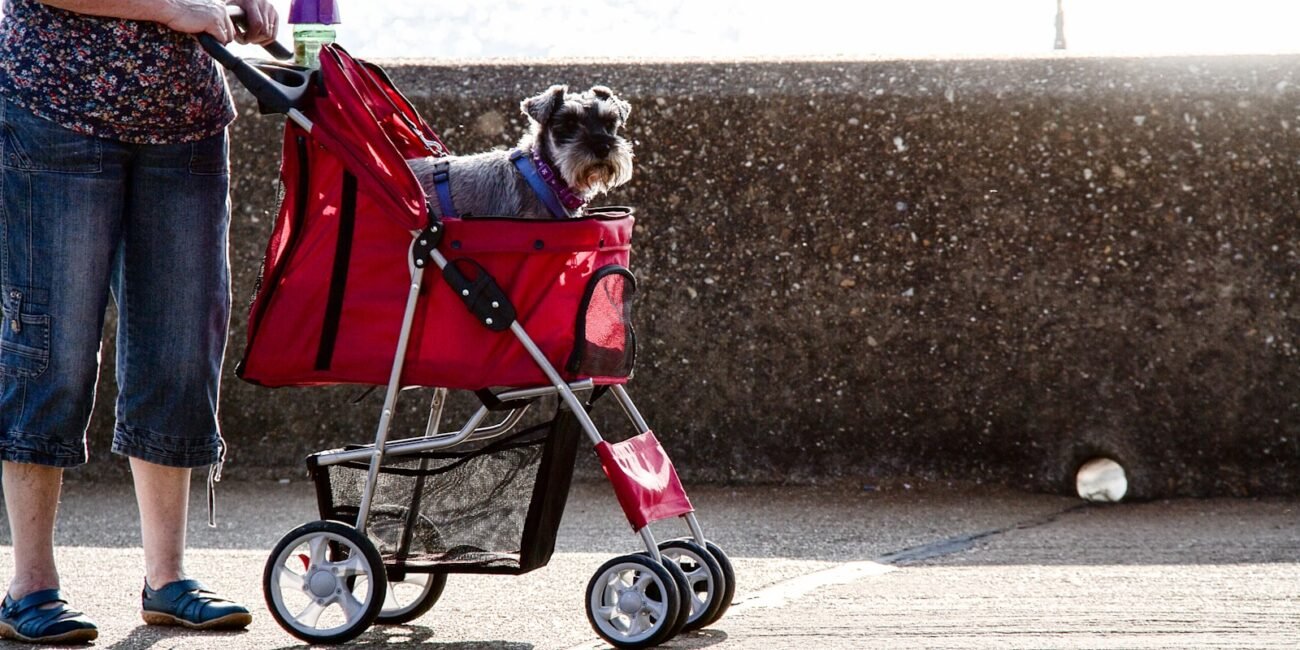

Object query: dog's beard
[553,140,634,196]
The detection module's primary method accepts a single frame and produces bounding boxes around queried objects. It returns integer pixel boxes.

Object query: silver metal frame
[342,234,706,557]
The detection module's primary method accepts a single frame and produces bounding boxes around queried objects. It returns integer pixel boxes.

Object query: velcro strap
[510,150,572,218]
[431,161,458,218]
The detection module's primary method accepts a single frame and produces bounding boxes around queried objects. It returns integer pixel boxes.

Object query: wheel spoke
[334,553,368,578]
[602,579,620,606]
[388,575,426,608]
[274,564,306,592]
[681,563,707,583]
[643,595,666,621]
[337,589,366,622]
[307,535,329,567]
[688,588,706,613]
[633,572,652,591]
[594,604,617,623]
[630,610,653,635]
[294,600,327,628]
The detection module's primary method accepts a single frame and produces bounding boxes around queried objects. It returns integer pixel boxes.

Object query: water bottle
[288,0,341,68]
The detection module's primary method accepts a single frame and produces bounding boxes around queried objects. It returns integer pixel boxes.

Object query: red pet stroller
[203,34,734,648]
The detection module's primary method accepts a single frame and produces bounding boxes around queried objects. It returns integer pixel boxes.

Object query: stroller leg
[356,261,427,531]
[612,385,713,548]
[610,384,650,433]
[507,321,607,446]
[396,387,447,560]
[639,528,662,562]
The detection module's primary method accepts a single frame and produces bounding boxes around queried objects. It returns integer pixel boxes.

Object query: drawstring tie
[207,438,226,528]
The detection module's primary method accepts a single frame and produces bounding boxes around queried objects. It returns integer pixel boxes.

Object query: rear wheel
[353,506,449,625]
[263,520,386,644]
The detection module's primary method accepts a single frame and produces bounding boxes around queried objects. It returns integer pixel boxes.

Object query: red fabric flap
[314,45,429,232]
[595,431,693,532]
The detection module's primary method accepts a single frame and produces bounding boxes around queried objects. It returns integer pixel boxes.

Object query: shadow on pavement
[264,625,533,649]
[105,624,252,650]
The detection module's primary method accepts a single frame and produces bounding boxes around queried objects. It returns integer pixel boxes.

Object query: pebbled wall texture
[81,55,1299,498]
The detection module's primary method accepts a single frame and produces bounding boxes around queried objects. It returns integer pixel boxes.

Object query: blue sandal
[141,579,251,630]
[0,589,98,644]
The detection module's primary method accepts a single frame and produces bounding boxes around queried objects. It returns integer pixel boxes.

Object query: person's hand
[227,0,279,46]
[160,0,236,44]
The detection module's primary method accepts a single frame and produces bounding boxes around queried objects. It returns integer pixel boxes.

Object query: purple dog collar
[530,149,587,211]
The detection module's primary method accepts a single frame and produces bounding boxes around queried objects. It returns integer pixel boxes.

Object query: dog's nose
[586,135,616,158]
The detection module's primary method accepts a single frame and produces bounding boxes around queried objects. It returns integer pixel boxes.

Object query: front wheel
[263,520,387,644]
[585,553,683,649]
[700,541,736,626]
[659,539,727,631]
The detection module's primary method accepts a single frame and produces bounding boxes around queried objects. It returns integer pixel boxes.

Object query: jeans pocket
[0,287,50,378]
[189,130,229,176]
[0,101,102,174]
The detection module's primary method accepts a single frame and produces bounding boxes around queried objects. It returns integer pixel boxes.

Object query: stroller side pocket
[565,265,636,379]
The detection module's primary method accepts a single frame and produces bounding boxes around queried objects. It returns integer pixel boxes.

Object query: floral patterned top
[0,0,235,144]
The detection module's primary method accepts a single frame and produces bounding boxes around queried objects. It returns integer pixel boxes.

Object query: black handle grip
[227,5,293,60]
[259,39,293,62]
[198,33,307,115]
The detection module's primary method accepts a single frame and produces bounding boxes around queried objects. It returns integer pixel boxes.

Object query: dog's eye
[601,116,618,130]
[553,115,580,135]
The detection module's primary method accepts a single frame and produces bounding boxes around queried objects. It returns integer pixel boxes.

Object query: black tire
[701,541,736,626]
[373,570,447,625]
[659,556,691,639]
[585,554,682,649]
[363,507,448,625]
[659,539,727,631]
[263,520,387,645]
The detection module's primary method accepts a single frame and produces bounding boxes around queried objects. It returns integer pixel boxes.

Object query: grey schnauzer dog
[408,85,633,219]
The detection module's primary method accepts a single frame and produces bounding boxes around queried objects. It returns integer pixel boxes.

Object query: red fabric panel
[238,44,637,390]
[311,45,429,231]
[595,431,694,532]
[238,131,636,389]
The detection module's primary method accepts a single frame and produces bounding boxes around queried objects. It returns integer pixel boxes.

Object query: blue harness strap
[510,150,571,219]
[430,160,458,218]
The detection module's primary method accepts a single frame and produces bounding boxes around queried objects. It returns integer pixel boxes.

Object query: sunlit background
[0,0,1296,58]
[223,0,1300,60]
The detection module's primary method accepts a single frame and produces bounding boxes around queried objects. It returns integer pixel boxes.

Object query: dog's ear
[590,86,631,122]
[521,85,568,124]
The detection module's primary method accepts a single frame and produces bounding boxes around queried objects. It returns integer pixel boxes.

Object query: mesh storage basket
[307,409,582,575]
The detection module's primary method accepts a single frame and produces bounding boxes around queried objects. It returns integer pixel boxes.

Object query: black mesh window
[567,266,636,378]
[308,410,581,575]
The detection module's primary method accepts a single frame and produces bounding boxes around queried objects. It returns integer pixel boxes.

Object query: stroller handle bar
[197,6,312,117]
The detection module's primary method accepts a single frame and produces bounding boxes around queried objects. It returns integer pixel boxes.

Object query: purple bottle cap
[288,0,341,25]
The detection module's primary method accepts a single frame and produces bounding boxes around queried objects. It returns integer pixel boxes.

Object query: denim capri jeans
[0,97,230,468]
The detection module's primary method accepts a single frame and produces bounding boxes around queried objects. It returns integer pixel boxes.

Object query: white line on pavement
[563,560,897,649]
[729,560,897,612]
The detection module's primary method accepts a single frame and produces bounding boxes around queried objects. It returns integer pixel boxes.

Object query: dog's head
[521,85,634,197]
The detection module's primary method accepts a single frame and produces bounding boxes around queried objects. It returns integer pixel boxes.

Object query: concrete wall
[84,56,1299,498]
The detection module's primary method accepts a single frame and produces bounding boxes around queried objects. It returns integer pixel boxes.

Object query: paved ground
[0,478,1294,649]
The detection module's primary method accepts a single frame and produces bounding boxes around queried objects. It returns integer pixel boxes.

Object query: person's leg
[128,459,191,590]
[1,463,62,599]
[110,129,231,472]
[0,98,125,642]
[112,130,246,628]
